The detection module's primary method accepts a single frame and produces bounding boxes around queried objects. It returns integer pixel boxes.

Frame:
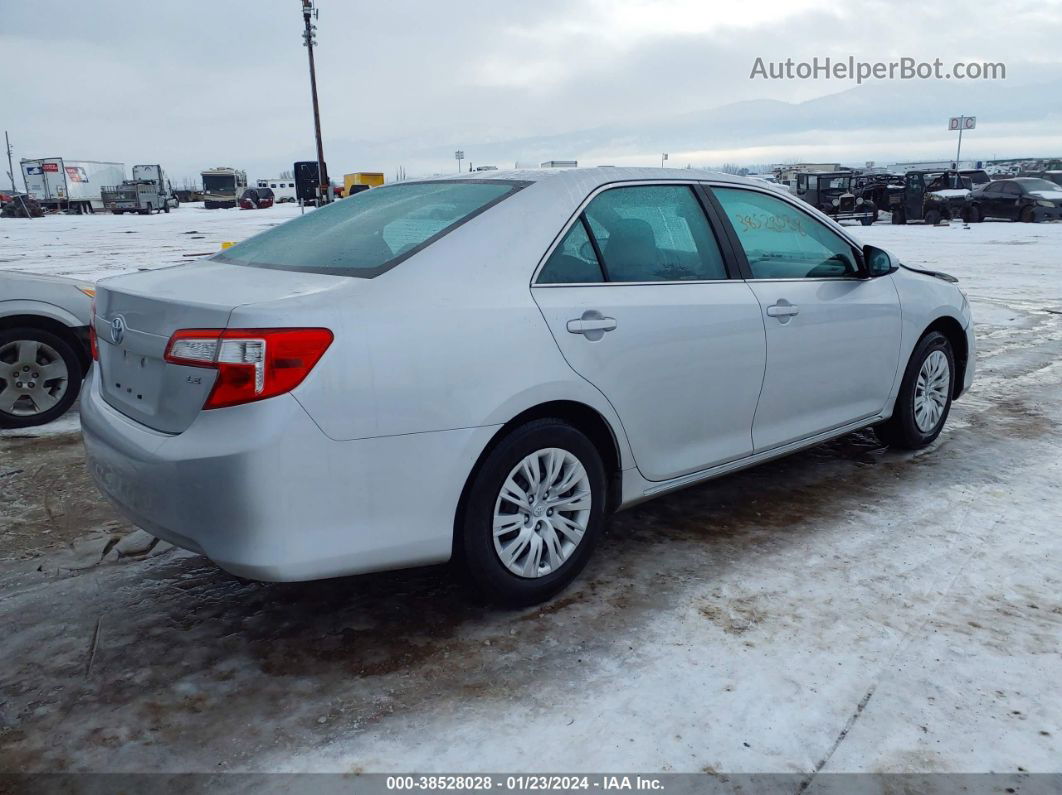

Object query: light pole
[4,131,15,192]
[948,115,976,186]
[302,0,329,204]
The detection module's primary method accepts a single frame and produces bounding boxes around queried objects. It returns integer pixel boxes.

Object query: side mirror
[864,245,897,277]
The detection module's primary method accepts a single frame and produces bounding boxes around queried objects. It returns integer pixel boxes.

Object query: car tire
[458,418,608,606]
[967,205,982,223]
[875,331,955,450]
[1020,206,1037,223]
[0,327,84,429]
[924,209,941,226]
[891,209,906,225]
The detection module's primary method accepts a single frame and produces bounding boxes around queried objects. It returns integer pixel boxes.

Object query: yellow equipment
[343,172,385,195]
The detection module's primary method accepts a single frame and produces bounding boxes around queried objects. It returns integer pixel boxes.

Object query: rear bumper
[81,367,498,581]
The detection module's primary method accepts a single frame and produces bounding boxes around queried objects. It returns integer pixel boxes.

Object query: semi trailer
[20,158,125,213]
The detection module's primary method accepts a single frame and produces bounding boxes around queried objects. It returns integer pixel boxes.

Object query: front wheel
[875,331,955,450]
[0,327,84,429]
[459,419,607,606]
[924,209,942,226]
[891,209,906,225]
[1020,206,1037,223]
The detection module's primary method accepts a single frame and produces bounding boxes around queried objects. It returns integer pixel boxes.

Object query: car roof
[406,166,767,192]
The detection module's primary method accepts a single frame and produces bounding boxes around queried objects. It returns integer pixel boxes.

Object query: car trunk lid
[94,260,348,433]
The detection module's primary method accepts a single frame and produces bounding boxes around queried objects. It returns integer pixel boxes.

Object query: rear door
[531,183,766,481]
[707,184,901,452]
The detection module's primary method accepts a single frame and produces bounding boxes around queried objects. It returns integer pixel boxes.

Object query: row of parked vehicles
[793,167,1062,226]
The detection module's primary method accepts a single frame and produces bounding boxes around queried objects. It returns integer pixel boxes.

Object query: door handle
[566,310,617,340]
[765,301,799,322]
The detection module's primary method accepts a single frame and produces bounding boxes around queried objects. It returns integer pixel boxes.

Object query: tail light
[89,297,99,361]
[164,328,333,409]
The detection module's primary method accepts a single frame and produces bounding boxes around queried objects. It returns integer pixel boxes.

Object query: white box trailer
[20,157,125,213]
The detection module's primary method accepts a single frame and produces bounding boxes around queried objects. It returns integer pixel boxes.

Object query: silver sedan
[0,270,94,428]
[81,168,974,605]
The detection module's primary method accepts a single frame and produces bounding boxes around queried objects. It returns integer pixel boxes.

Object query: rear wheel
[0,328,84,429]
[891,208,906,225]
[875,331,954,450]
[459,419,607,606]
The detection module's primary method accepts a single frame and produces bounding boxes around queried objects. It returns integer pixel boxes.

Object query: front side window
[712,187,859,280]
[215,180,524,277]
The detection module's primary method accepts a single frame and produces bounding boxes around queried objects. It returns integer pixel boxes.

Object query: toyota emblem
[109,315,126,345]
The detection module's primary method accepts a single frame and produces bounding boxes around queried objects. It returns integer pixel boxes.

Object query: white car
[1,270,94,428]
[82,168,974,605]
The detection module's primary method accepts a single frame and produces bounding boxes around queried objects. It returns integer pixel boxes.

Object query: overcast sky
[2,0,1060,184]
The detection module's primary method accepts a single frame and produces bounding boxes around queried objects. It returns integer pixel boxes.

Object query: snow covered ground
[0,207,1060,777]
[0,202,306,283]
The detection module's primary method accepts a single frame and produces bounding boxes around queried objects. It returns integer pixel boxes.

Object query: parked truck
[20,158,125,214]
[200,167,247,209]
[343,171,384,197]
[100,165,179,215]
[294,161,329,206]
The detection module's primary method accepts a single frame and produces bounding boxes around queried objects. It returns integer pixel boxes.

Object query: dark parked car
[966,177,1062,223]
[889,170,972,225]
[795,171,876,225]
[239,187,275,210]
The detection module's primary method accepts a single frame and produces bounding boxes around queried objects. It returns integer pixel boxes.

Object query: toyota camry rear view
[82,168,974,605]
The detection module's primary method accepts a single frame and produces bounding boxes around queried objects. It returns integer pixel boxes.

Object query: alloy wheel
[0,339,70,417]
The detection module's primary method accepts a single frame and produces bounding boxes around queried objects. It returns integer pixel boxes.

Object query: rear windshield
[214,180,526,277]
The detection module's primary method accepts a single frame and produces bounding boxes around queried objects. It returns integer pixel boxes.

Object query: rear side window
[585,186,727,282]
[215,180,525,277]
[538,219,604,283]
[536,184,728,284]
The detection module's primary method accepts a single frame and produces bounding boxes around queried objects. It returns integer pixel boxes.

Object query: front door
[709,185,902,452]
[532,184,766,481]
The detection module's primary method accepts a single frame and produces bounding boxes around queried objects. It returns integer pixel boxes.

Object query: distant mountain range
[251,78,1062,180]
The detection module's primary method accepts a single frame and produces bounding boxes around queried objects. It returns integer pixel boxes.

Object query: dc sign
[948,116,976,130]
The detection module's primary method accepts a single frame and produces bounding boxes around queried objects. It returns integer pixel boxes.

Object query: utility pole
[4,131,15,192]
[302,0,329,204]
